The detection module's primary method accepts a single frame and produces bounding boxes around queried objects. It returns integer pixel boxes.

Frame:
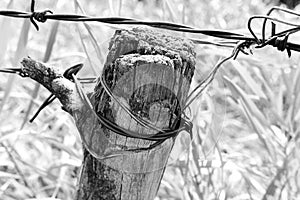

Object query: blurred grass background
[1,0,300,199]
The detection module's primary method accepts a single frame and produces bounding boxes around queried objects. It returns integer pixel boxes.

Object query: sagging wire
[182,40,254,111]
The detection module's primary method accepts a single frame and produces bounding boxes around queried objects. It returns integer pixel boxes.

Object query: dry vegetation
[0,0,300,199]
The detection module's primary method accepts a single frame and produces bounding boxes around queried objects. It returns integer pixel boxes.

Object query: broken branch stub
[20,57,82,112]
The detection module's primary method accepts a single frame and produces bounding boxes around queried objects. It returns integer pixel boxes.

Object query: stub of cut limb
[20,57,83,114]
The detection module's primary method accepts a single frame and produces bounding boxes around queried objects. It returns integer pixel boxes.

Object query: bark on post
[20,27,195,200]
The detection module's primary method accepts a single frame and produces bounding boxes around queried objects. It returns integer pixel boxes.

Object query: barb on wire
[248,15,300,43]
[262,6,300,42]
[1,0,300,53]
[0,8,252,41]
[0,0,252,42]
[1,1,300,54]
[248,16,300,57]
[29,0,53,31]
[246,6,300,57]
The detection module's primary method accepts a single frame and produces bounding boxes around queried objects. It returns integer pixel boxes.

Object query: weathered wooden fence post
[20,27,195,200]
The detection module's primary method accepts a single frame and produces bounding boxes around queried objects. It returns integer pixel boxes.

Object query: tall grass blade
[74,0,101,75]
[77,27,97,75]
[262,167,286,200]
[240,99,275,161]
[108,0,116,15]
[35,135,80,159]
[290,66,300,121]
[223,76,269,127]
[0,0,21,114]
[118,0,123,16]
[0,21,30,115]
[164,0,178,22]
[256,67,274,101]
[231,61,267,99]
[0,0,14,64]
[43,21,60,63]
[83,24,104,68]
[224,76,276,160]
[108,0,123,16]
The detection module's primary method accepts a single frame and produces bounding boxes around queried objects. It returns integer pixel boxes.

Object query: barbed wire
[1,2,300,53]
[1,0,300,149]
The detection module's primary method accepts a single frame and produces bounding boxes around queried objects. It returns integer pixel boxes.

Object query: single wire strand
[182,42,245,110]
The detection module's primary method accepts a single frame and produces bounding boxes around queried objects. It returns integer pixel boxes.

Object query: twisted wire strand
[262,6,300,42]
[0,9,251,40]
[1,7,300,52]
[248,15,300,43]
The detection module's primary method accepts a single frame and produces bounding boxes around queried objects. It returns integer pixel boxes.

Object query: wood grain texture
[75,28,195,200]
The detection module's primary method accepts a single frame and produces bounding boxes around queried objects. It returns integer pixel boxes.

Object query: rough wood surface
[75,28,195,200]
[20,27,196,200]
[20,57,81,112]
